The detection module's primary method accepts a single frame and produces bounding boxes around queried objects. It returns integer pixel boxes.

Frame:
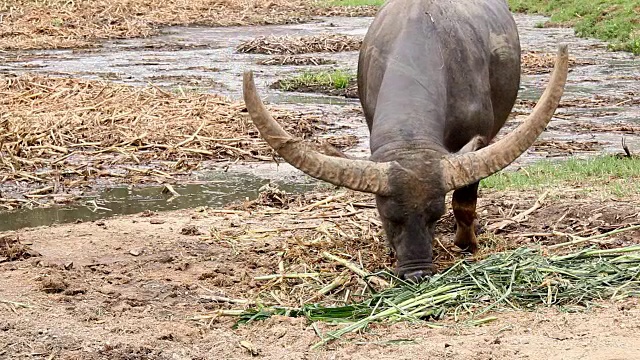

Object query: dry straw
[521,51,593,74]
[237,34,362,55]
[257,56,336,66]
[0,0,377,51]
[0,74,324,206]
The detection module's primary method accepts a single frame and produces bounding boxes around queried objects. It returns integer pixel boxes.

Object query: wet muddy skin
[0,14,638,229]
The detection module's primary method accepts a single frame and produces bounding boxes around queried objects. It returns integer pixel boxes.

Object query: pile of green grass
[235,244,640,348]
[276,70,354,91]
[508,0,640,54]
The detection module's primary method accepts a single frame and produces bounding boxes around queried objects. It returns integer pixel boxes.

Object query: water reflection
[0,173,316,232]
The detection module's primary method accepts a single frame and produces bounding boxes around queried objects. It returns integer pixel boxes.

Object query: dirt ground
[1,186,640,359]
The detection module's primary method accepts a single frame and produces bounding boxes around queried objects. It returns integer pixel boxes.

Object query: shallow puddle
[0,171,317,232]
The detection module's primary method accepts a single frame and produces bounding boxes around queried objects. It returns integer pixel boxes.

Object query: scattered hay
[0,234,40,262]
[257,56,336,66]
[521,51,596,75]
[0,74,328,206]
[517,92,640,109]
[240,182,294,209]
[531,139,603,156]
[552,121,640,135]
[236,34,362,55]
[0,0,377,51]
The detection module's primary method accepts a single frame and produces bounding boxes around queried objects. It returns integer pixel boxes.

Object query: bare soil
[1,186,639,359]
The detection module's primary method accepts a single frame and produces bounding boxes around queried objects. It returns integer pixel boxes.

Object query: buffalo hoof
[401,269,432,283]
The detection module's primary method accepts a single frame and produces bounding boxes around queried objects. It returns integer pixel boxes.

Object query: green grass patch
[481,155,640,195]
[324,0,385,6]
[231,245,640,348]
[508,0,640,54]
[276,70,355,91]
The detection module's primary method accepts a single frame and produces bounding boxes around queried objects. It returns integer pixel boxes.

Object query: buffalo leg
[451,135,487,253]
[452,182,481,253]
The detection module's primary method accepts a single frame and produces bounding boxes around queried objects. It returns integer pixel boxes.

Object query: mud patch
[236,34,362,55]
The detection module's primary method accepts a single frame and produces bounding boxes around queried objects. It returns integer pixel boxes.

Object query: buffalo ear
[456,135,488,155]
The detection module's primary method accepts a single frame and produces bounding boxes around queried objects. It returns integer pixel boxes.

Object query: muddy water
[0,14,638,228]
[0,17,370,103]
[0,171,317,232]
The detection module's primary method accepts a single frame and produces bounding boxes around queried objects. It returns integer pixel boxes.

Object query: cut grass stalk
[254,272,324,281]
[275,70,355,92]
[322,251,390,288]
[548,224,640,249]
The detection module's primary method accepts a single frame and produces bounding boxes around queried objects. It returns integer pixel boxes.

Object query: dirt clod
[180,225,203,236]
[39,274,69,294]
[0,234,40,262]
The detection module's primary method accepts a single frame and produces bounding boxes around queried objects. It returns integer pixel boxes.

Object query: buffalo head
[242,45,568,281]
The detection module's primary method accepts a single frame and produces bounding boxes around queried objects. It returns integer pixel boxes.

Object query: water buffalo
[242,0,569,281]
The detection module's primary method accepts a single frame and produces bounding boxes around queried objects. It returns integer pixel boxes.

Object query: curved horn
[440,44,569,192]
[242,71,393,195]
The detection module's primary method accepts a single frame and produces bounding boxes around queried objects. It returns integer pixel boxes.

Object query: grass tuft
[481,155,640,194]
[276,70,355,91]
